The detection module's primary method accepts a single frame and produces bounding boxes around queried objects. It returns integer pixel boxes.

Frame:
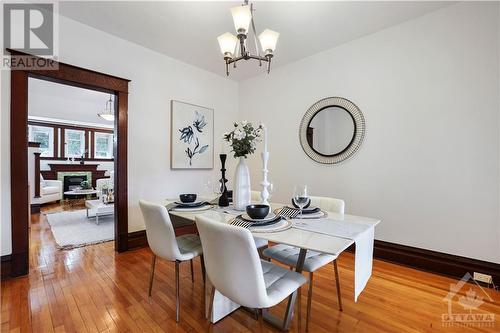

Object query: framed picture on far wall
[171,100,214,169]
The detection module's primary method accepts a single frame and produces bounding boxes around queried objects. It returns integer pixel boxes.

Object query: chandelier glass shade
[217,1,279,76]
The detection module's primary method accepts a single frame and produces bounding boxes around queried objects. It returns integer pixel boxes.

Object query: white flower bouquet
[223,121,264,158]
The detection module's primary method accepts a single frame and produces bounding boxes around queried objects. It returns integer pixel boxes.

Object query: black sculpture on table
[218,154,229,207]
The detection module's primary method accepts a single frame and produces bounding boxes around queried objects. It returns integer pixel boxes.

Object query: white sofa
[36,175,63,205]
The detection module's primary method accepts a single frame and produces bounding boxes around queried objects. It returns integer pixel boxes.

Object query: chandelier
[217,0,279,76]
[98,94,114,121]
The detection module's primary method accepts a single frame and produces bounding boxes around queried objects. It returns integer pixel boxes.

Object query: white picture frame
[171,100,214,169]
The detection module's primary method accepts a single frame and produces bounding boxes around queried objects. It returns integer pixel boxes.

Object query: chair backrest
[310,196,345,214]
[139,200,181,261]
[195,215,269,308]
[251,190,261,202]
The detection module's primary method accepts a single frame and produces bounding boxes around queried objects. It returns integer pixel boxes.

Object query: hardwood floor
[2,204,499,332]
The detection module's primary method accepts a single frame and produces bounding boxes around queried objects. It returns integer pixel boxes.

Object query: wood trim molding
[60,127,65,158]
[1,255,12,280]
[10,69,29,278]
[84,130,89,158]
[34,152,41,198]
[40,157,114,162]
[54,128,59,158]
[8,50,129,278]
[373,240,500,284]
[115,91,128,252]
[28,120,114,133]
[28,141,40,147]
[127,224,198,251]
[127,231,148,250]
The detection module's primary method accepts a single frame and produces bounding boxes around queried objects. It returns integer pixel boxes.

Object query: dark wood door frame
[7,50,130,278]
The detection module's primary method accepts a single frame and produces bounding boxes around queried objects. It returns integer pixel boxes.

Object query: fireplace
[64,175,87,193]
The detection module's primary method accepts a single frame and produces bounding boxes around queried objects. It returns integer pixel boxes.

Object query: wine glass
[293,185,309,219]
[212,180,223,201]
[267,182,274,200]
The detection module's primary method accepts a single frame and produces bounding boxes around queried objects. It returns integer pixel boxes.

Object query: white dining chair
[195,215,307,331]
[263,196,345,331]
[251,190,269,251]
[139,200,204,323]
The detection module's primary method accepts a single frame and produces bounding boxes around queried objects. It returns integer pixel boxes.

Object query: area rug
[45,210,114,250]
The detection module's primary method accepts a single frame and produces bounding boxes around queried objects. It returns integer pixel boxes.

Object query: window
[28,125,54,157]
[94,132,114,158]
[65,129,86,157]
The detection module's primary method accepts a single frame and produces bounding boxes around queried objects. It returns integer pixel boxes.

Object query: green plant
[223,121,263,158]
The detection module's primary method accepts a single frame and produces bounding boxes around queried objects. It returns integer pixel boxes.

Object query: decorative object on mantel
[224,121,264,210]
[80,150,87,165]
[218,154,230,207]
[217,0,279,76]
[98,94,115,121]
[260,125,270,206]
[299,97,365,164]
[171,100,214,169]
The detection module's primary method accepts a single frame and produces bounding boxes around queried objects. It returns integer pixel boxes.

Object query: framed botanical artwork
[171,100,214,169]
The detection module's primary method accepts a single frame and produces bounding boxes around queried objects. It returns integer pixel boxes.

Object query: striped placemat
[275,206,300,219]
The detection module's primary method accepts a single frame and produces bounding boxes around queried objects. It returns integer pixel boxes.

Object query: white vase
[233,156,251,211]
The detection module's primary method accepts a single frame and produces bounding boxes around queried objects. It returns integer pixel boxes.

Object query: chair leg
[190,259,194,283]
[148,254,156,297]
[200,254,206,284]
[175,261,180,322]
[306,272,313,331]
[258,308,264,332]
[297,285,302,333]
[333,260,343,311]
[207,285,215,320]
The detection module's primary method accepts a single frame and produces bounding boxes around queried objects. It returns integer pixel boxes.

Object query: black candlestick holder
[218,154,229,207]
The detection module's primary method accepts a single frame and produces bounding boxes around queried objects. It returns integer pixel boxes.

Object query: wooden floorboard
[1,203,499,332]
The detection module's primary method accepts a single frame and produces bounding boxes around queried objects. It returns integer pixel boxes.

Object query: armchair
[36,176,62,205]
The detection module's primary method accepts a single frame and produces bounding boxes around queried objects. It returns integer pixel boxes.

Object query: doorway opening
[8,50,129,278]
[28,77,117,249]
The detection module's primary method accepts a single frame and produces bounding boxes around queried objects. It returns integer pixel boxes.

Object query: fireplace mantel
[41,164,108,188]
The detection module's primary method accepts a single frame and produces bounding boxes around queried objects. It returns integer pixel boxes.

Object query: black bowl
[179,193,197,203]
[246,204,270,220]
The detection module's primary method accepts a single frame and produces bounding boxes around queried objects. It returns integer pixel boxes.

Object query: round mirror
[300,97,365,164]
[307,106,355,156]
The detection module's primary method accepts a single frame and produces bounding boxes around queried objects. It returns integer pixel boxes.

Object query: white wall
[239,2,500,263]
[0,14,239,255]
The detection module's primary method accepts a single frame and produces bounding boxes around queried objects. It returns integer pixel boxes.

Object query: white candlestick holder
[260,151,270,206]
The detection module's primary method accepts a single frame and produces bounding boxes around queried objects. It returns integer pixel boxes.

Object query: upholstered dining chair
[139,200,204,322]
[263,196,345,331]
[195,215,307,331]
[251,190,268,252]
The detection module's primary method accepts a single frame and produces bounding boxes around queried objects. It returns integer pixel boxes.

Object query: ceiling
[28,77,114,127]
[60,1,453,81]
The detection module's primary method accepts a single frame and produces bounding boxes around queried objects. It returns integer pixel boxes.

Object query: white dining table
[167,201,380,330]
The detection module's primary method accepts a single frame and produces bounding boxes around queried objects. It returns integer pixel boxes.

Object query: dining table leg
[262,248,307,331]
